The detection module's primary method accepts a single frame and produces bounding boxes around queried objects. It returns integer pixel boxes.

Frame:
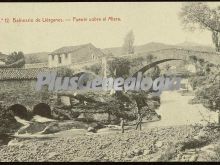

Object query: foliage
[5,51,25,68]
[129,57,144,75]
[189,58,220,111]
[84,63,102,75]
[188,75,207,90]
[108,57,131,78]
[179,2,220,52]
[4,51,25,68]
[146,54,155,64]
[189,55,198,64]
[146,65,161,80]
[195,83,220,110]
[0,104,21,134]
[56,67,74,77]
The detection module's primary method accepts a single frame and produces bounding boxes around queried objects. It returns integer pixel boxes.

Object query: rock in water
[41,123,60,134]
[87,127,96,133]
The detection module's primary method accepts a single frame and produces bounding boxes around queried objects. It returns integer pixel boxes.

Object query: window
[65,53,68,59]
[52,55,54,60]
[58,55,62,64]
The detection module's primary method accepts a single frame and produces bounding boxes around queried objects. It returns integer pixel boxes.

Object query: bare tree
[179,2,220,52]
[123,30,135,54]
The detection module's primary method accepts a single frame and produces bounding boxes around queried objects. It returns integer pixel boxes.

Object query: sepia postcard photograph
[0,1,220,162]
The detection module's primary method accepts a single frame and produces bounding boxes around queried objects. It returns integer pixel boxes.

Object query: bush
[56,67,74,77]
[108,57,131,78]
[0,104,21,134]
[5,51,25,68]
[84,63,102,75]
[188,75,206,90]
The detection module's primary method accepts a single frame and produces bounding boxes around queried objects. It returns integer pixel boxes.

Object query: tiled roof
[50,43,92,55]
[0,68,57,80]
[49,43,105,57]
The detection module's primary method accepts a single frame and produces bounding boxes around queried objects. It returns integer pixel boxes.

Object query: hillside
[21,42,217,64]
[24,52,49,64]
[0,53,7,60]
[102,42,216,56]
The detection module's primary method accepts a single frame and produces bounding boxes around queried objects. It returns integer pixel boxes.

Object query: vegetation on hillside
[0,51,26,68]
[0,104,21,135]
[188,55,220,111]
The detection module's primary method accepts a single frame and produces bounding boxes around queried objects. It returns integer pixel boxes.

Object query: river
[145,89,218,128]
[8,80,219,141]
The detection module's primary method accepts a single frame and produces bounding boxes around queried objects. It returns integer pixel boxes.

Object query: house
[48,43,105,68]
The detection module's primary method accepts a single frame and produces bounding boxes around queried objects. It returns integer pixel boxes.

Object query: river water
[145,89,218,128]
[5,80,219,144]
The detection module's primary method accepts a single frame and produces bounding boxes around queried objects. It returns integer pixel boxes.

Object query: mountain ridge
[102,42,216,56]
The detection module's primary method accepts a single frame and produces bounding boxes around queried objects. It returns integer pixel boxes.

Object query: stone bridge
[1,48,219,119]
[0,67,107,120]
[0,68,59,118]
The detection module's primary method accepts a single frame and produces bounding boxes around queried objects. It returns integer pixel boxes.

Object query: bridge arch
[7,104,30,120]
[32,103,52,118]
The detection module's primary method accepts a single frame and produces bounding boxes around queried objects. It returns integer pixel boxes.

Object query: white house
[48,43,105,68]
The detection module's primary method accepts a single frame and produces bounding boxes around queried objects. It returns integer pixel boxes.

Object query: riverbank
[0,124,219,162]
[1,80,220,162]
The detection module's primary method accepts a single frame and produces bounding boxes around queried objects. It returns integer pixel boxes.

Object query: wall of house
[70,46,101,64]
[48,53,72,68]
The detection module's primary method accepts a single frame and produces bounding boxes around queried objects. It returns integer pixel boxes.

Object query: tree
[108,57,131,79]
[179,2,220,52]
[123,30,135,54]
[147,65,161,80]
[5,51,25,68]
[146,54,155,64]
[84,63,102,75]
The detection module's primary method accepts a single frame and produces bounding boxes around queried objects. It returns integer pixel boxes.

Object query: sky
[0,2,220,54]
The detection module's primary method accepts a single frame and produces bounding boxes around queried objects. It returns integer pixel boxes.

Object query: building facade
[48,43,105,68]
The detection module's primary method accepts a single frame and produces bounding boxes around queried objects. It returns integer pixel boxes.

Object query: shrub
[0,104,21,134]
[84,63,102,75]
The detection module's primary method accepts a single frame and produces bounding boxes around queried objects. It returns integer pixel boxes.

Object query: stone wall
[0,80,55,110]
